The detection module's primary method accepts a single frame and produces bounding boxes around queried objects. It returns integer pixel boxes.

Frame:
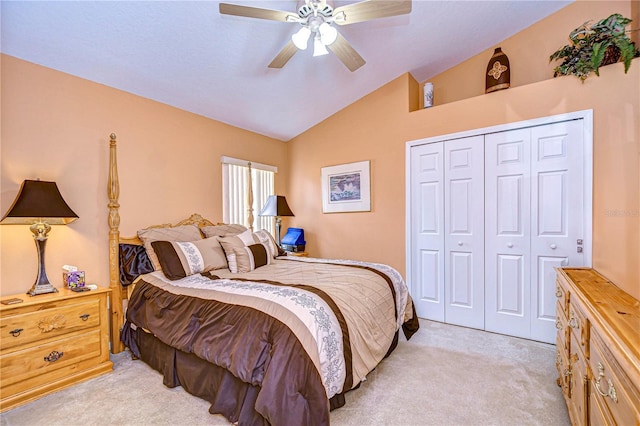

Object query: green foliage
[550,13,640,81]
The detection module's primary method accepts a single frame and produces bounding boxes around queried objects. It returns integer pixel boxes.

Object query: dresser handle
[555,287,562,298]
[44,350,64,363]
[80,314,90,321]
[9,328,24,337]
[595,362,618,403]
[555,319,562,330]
[568,316,578,329]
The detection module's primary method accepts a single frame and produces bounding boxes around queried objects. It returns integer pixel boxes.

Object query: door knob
[550,244,557,250]
[507,243,513,248]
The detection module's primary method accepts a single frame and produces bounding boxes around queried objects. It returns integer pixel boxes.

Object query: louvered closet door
[444,136,484,329]
[410,142,445,321]
[530,120,584,343]
[485,128,532,340]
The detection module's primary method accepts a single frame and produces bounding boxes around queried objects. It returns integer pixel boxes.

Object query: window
[221,156,276,233]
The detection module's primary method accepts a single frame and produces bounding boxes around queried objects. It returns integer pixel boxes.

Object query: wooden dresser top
[558,267,640,371]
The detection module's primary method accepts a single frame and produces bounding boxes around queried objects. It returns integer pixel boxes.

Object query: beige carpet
[0,320,570,426]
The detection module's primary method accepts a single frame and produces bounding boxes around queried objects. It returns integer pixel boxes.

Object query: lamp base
[27,282,58,296]
[27,224,58,296]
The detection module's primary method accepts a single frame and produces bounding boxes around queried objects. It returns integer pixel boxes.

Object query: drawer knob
[595,362,618,403]
[555,287,562,298]
[9,328,24,337]
[80,314,90,321]
[555,319,562,330]
[44,350,64,363]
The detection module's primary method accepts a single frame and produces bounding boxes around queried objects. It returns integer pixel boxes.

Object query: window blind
[221,157,275,233]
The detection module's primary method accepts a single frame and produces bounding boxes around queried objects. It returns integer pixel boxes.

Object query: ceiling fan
[219,0,412,72]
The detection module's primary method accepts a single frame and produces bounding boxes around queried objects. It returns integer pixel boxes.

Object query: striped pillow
[227,243,271,273]
[151,236,228,280]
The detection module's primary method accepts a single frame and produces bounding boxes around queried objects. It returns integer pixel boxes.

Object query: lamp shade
[259,195,294,217]
[1,180,78,225]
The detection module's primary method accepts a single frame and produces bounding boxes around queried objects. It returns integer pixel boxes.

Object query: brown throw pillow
[151,236,228,280]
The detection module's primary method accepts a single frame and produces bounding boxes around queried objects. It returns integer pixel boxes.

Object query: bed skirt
[121,324,364,425]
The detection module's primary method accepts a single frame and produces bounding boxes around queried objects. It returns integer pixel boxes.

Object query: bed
[106,134,419,425]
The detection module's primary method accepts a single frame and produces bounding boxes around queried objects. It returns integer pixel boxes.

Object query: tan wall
[0,55,288,296]
[424,1,634,107]
[288,1,639,299]
[1,0,638,301]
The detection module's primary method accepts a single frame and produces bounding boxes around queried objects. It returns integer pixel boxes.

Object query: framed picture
[321,160,370,213]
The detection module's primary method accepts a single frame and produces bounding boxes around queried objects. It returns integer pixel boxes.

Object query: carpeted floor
[0,319,570,426]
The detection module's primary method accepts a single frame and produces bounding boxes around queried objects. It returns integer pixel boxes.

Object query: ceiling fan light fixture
[313,35,329,56]
[292,26,311,50]
[318,22,337,46]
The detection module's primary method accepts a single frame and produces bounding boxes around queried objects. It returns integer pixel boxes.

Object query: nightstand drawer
[0,328,104,391]
[0,298,100,351]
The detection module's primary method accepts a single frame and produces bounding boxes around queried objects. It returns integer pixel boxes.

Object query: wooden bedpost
[247,162,254,231]
[108,133,125,354]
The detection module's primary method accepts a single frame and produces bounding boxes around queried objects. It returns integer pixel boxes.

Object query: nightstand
[286,251,308,257]
[0,287,113,412]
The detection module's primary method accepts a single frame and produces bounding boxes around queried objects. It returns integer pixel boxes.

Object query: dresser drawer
[556,300,569,351]
[568,294,589,356]
[556,333,571,396]
[589,329,640,426]
[0,298,100,352]
[568,331,588,426]
[555,278,569,316]
[0,328,104,393]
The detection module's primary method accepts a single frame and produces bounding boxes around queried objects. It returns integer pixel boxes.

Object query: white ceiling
[1,1,572,141]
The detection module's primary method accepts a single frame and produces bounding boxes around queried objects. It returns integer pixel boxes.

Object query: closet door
[485,128,532,339]
[530,120,584,342]
[444,136,484,329]
[410,142,445,321]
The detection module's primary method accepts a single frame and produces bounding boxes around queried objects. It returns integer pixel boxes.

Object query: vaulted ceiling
[1,1,572,141]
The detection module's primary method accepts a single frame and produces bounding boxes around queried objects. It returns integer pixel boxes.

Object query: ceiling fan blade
[327,33,366,72]
[268,41,298,69]
[219,3,297,22]
[333,0,412,26]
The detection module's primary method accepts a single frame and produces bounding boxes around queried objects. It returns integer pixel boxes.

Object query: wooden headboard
[107,134,225,353]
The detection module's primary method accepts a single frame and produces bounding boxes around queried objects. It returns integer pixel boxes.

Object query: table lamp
[1,179,78,296]
[258,195,294,246]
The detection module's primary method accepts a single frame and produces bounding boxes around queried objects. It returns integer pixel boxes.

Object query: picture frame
[321,160,370,213]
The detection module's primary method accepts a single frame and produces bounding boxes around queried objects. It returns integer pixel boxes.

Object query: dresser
[0,287,112,412]
[555,268,640,425]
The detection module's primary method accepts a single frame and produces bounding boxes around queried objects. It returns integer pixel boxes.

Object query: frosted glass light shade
[313,36,329,56]
[319,22,337,46]
[292,27,311,50]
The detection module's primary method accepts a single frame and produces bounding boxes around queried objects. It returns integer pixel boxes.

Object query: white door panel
[410,143,444,321]
[444,136,484,329]
[485,128,531,338]
[530,120,584,342]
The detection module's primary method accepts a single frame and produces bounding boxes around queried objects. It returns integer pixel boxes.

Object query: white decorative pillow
[151,236,228,280]
[253,229,279,258]
[137,225,203,271]
[201,224,248,238]
[227,243,271,273]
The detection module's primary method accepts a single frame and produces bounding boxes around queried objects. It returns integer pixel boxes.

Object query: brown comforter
[122,257,418,425]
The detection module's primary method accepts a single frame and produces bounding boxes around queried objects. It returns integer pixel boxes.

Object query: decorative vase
[485,47,510,93]
[423,82,434,108]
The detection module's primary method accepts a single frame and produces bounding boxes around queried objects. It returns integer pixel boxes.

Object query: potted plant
[550,13,640,81]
